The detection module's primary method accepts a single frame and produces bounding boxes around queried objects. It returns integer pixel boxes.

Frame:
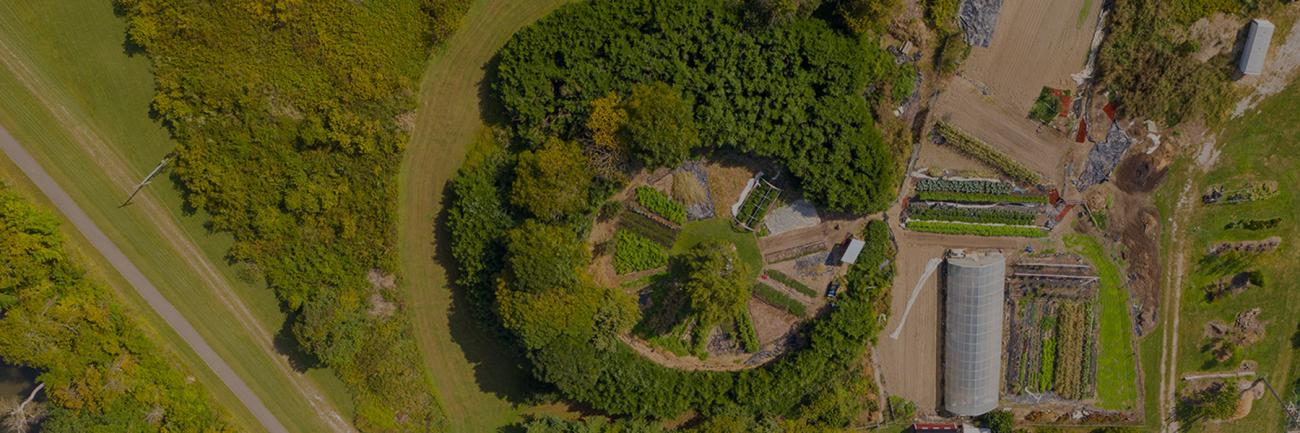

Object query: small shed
[1239,19,1275,76]
[840,238,865,265]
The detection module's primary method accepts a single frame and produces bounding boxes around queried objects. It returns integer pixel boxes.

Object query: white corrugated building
[1239,19,1275,76]
[943,250,1005,417]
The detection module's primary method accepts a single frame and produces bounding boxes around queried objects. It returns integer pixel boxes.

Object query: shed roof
[1239,19,1275,76]
[841,238,865,264]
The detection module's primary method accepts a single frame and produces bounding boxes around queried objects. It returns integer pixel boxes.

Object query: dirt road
[0,126,288,433]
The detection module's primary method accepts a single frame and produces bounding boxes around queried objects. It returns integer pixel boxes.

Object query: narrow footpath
[0,126,289,433]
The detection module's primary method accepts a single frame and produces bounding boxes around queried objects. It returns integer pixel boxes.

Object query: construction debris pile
[1074,123,1134,191]
[959,0,1004,47]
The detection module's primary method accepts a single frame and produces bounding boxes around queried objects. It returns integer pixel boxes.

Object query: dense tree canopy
[116,0,470,430]
[512,138,595,221]
[496,0,913,213]
[506,220,591,293]
[0,187,233,432]
[677,241,750,328]
[624,82,701,168]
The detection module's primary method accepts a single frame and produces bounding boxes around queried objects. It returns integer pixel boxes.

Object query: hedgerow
[496,0,913,214]
[907,205,1037,225]
[635,187,687,225]
[906,220,1047,237]
[933,122,1042,184]
[916,191,1049,204]
[914,178,1012,195]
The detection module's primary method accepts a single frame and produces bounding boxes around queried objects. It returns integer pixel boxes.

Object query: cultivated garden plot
[902,176,1051,237]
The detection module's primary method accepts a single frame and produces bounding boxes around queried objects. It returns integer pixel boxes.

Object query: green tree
[746,0,822,26]
[512,137,594,220]
[625,82,700,168]
[836,0,900,34]
[506,220,591,293]
[676,241,750,328]
[979,410,1014,433]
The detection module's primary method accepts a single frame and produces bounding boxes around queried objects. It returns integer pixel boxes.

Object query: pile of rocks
[1074,123,1134,191]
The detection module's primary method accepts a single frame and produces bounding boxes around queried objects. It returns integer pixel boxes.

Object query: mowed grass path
[1065,234,1138,410]
[0,2,355,432]
[1156,81,1300,433]
[397,1,570,431]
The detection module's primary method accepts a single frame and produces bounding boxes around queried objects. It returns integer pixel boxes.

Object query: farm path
[1158,179,1195,433]
[0,125,290,433]
[396,1,570,431]
[0,34,354,433]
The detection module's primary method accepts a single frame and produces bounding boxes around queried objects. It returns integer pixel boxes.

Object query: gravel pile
[764,199,821,236]
[959,0,1004,48]
[1073,123,1134,191]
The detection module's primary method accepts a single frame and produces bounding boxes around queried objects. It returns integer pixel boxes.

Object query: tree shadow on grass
[478,53,511,127]
[433,179,543,405]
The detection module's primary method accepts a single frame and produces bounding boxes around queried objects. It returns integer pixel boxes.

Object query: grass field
[1065,234,1138,410]
[395,1,572,431]
[1153,79,1300,433]
[0,1,354,431]
[672,218,764,283]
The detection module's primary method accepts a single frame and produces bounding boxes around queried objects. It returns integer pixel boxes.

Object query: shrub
[1175,382,1240,428]
[753,282,808,317]
[764,269,818,297]
[934,122,1042,184]
[1224,217,1281,231]
[979,410,1015,433]
[887,395,916,420]
[907,220,1047,238]
[614,230,670,274]
[636,186,687,225]
[1029,87,1066,124]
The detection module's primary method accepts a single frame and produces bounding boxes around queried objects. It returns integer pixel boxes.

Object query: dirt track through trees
[0,126,289,433]
[396,1,570,431]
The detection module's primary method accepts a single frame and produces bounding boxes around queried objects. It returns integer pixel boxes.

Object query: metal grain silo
[943,251,1005,416]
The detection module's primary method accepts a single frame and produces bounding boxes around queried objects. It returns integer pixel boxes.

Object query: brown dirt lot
[931,0,1103,188]
[959,0,1103,117]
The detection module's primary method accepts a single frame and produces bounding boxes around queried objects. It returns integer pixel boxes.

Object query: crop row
[907,205,1037,225]
[636,186,686,224]
[764,269,818,297]
[613,230,669,274]
[619,210,678,246]
[934,122,1042,184]
[906,220,1047,237]
[736,180,779,229]
[1053,302,1094,399]
[734,311,759,353]
[916,190,1049,204]
[753,282,808,317]
[914,178,1013,195]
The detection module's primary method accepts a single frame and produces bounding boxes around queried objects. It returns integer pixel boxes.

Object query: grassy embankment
[0,1,352,431]
[1065,234,1138,410]
[1153,80,1300,433]
[395,1,572,431]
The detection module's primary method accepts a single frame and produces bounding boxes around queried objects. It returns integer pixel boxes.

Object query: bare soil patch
[1114,152,1168,193]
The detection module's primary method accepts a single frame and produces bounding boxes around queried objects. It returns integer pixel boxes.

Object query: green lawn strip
[752,282,807,317]
[916,190,1050,204]
[907,220,1048,238]
[763,269,818,298]
[672,218,764,282]
[0,2,352,430]
[1078,0,1094,28]
[1065,234,1138,410]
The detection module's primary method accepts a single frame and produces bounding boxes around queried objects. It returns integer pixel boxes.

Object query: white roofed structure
[841,238,865,265]
[943,251,1005,416]
[1239,19,1275,76]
